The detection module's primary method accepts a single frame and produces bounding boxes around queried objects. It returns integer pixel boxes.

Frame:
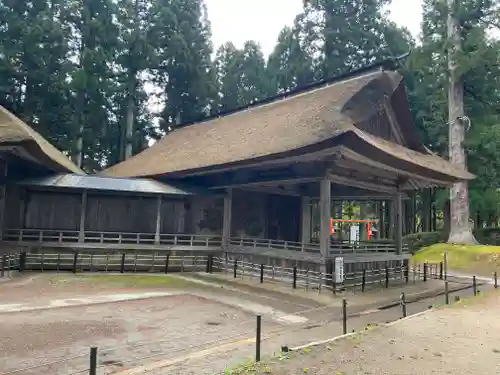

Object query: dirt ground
[0,272,481,375]
[0,274,278,375]
[229,291,500,375]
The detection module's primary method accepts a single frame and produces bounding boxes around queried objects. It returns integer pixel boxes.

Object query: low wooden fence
[24,251,211,274]
[211,256,410,293]
[1,246,415,294]
[0,253,19,277]
[1,248,410,292]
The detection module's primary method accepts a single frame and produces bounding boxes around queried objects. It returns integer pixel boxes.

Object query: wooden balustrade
[227,237,320,253]
[2,229,405,254]
[228,237,402,254]
[2,229,222,249]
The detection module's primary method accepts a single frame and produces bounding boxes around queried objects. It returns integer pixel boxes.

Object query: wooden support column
[222,188,233,249]
[388,200,395,239]
[394,192,403,255]
[78,190,87,243]
[378,201,385,239]
[0,159,7,240]
[319,178,331,264]
[155,196,162,244]
[300,196,311,246]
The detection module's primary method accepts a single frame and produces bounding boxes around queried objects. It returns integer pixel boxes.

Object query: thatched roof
[103,69,473,183]
[0,106,83,174]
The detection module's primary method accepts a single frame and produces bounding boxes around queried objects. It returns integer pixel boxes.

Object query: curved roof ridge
[348,128,474,181]
[0,106,84,174]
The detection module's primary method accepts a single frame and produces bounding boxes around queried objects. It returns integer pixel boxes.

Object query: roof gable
[0,106,83,174]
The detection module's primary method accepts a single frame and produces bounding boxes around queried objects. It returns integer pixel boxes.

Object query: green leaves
[410,0,500,226]
[214,41,270,112]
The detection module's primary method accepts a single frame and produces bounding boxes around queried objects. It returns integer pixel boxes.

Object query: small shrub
[474,228,500,246]
[403,231,446,253]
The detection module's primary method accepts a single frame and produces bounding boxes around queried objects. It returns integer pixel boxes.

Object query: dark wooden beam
[338,148,451,189]
[177,147,343,178]
[239,186,303,197]
[327,171,397,193]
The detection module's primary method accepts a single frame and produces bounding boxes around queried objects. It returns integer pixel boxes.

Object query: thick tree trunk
[73,90,85,168]
[124,88,134,160]
[446,0,476,244]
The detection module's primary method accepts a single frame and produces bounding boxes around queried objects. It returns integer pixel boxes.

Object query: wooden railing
[228,237,320,253]
[2,229,406,255]
[212,257,409,292]
[228,237,404,254]
[2,229,222,249]
[25,252,211,273]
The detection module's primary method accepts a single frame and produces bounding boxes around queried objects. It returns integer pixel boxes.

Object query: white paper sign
[349,225,360,244]
[335,257,344,283]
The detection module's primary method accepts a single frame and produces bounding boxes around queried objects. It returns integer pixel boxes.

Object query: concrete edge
[0,291,184,314]
[290,308,433,352]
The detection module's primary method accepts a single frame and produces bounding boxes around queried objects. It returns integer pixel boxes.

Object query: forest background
[1,0,500,237]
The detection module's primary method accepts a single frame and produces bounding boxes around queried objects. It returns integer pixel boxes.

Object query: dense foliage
[0,0,499,230]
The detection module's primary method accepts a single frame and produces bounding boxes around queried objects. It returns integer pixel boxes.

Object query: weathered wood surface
[6,188,221,236]
[25,253,211,273]
[226,245,410,264]
[2,229,222,251]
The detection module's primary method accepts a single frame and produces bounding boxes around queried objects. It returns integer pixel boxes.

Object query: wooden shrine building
[0,59,474,274]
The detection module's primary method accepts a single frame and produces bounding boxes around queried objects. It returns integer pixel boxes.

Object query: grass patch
[226,324,380,374]
[413,243,500,275]
[448,290,493,309]
[49,274,202,289]
[224,359,271,375]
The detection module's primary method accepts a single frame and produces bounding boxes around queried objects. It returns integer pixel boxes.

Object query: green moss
[49,274,200,289]
[413,243,500,275]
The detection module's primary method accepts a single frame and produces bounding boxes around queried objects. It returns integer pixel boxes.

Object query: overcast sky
[206,0,423,56]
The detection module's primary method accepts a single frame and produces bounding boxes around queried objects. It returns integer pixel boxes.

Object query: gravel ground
[0,293,267,375]
[1,273,486,375]
[225,291,500,375]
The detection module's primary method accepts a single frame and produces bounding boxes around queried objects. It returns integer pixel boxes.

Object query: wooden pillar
[378,201,385,239]
[388,200,395,239]
[360,202,368,241]
[222,188,232,249]
[0,159,7,240]
[319,178,331,262]
[300,196,311,246]
[411,192,417,234]
[155,196,162,244]
[402,199,407,236]
[394,193,403,255]
[78,190,87,243]
[422,189,432,232]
